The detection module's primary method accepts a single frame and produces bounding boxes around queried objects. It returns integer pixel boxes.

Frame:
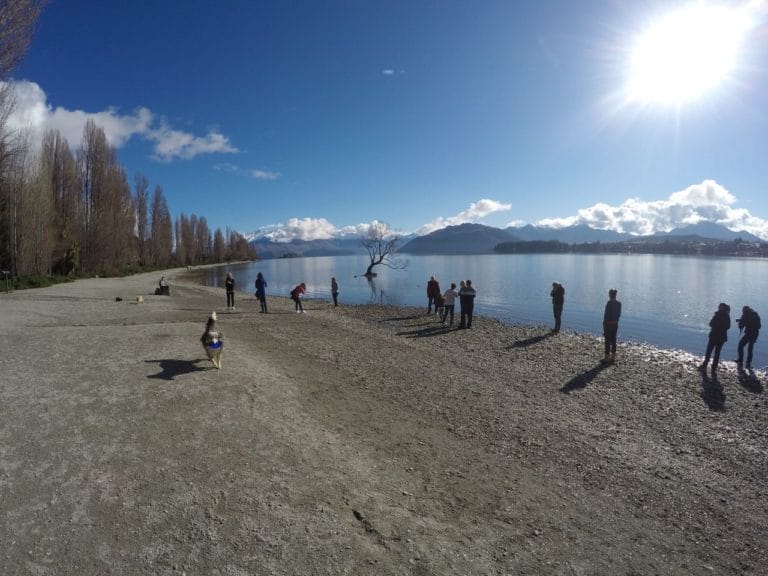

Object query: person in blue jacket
[255,272,268,313]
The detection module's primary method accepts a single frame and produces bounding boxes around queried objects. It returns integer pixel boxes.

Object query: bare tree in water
[360,221,406,278]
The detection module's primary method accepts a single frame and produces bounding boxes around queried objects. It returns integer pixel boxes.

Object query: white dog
[200,311,223,369]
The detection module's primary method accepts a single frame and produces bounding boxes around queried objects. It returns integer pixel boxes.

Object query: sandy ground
[1,268,766,576]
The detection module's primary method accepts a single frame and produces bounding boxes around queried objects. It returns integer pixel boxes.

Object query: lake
[197,253,768,369]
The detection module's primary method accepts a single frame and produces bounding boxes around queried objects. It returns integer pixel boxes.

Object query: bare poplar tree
[41,129,80,274]
[0,0,47,78]
[213,228,225,263]
[0,0,46,275]
[150,185,172,267]
[134,173,149,267]
[195,216,211,263]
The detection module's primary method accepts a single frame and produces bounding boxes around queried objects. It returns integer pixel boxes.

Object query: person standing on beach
[255,272,268,313]
[736,305,760,369]
[458,280,476,329]
[700,302,731,375]
[550,282,565,333]
[331,277,339,307]
[225,272,235,311]
[290,282,306,313]
[602,289,621,362]
[441,283,458,326]
[426,276,441,314]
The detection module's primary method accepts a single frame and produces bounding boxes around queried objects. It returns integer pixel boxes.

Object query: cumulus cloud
[256,218,339,242]
[251,218,398,243]
[1,80,237,161]
[418,198,512,235]
[535,180,768,239]
[248,169,280,181]
[214,163,279,180]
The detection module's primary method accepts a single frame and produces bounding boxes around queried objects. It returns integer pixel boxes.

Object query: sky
[6,0,768,240]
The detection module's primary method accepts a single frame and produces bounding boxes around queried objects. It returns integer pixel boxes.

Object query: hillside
[399,223,517,254]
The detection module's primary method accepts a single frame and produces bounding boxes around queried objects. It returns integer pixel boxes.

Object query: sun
[627,3,754,105]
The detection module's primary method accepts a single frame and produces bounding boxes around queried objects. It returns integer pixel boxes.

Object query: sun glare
[628,3,754,104]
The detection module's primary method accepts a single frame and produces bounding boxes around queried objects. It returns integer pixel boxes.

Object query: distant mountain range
[398,222,762,255]
[245,222,762,259]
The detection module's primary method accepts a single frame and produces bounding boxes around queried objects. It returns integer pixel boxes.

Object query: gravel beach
[1,268,766,575]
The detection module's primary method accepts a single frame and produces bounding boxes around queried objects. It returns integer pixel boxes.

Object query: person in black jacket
[458,280,476,329]
[736,305,761,369]
[602,288,621,362]
[225,272,235,311]
[550,282,565,333]
[700,303,731,374]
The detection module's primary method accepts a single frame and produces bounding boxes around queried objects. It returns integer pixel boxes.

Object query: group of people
[426,276,476,329]
[218,272,340,315]
[700,303,761,375]
[548,281,761,371]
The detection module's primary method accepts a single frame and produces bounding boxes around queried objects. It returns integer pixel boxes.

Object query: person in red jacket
[426,276,441,314]
[290,282,306,313]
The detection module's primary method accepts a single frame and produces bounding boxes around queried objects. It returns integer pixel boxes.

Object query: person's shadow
[397,324,449,338]
[146,359,210,381]
[560,362,610,394]
[699,368,726,411]
[737,365,764,394]
[507,332,552,350]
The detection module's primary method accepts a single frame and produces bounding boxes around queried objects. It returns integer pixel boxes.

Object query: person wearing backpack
[736,305,761,369]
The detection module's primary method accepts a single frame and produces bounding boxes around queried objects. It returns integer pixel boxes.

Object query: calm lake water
[198,254,768,369]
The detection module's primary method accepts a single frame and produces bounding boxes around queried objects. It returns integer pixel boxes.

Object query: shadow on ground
[560,362,610,394]
[508,332,553,349]
[738,366,764,394]
[146,359,210,380]
[397,324,451,338]
[700,369,726,411]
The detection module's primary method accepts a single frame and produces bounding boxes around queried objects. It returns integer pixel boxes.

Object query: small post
[1,270,10,293]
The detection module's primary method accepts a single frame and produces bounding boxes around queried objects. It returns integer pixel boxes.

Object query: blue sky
[7,0,768,240]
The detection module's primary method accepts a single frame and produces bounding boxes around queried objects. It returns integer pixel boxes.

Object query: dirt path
[1,269,766,575]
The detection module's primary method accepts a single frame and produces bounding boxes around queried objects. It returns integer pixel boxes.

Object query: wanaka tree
[360,221,406,278]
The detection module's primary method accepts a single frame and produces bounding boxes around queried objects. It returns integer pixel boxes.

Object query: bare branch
[360,222,406,277]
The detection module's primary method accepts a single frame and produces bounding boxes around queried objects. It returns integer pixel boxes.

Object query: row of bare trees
[0,0,256,280]
[0,118,256,279]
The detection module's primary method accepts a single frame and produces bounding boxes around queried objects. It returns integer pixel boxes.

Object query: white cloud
[418,198,512,235]
[382,69,395,76]
[535,180,768,239]
[213,163,279,180]
[256,218,339,242]
[250,218,398,243]
[248,169,280,181]
[1,80,237,161]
